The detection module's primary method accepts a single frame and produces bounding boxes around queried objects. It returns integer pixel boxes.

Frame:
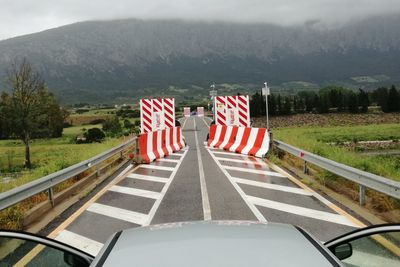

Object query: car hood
[93,221,340,267]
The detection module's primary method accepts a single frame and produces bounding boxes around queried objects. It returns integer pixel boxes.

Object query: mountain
[0,16,400,104]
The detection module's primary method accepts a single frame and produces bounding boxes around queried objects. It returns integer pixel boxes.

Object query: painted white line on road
[139,164,175,172]
[55,230,103,256]
[109,185,161,200]
[223,165,286,177]
[233,177,313,196]
[194,118,212,220]
[145,148,189,225]
[211,151,245,157]
[157,158,180,163]
[247,196,358,227]
[215,157,263,166]
[182,117,188,129]
[127,173,169,183]
[48,164,137,239]
[206,148,267,222]
[87,203,148,225]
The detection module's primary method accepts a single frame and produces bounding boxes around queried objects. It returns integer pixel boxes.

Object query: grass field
[0,114,128,193]
[273,123,400,182]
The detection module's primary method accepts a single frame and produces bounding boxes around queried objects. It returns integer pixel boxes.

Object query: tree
[6,59,66,168]
[358,89,369,113]
[84,128,105,143]
[387,85,400,112]
[347,92,359,113]
[102,116,122,135]
[373,87,389,112]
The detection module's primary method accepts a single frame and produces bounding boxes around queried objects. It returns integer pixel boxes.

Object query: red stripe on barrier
[214,126,227,147]
[237,96,247,105]
[248,128,266,156]
[217,111,226,121]
[152,131,160,159]
[208,125,217,146]
[239,118,247,127]
[161,129,169,156]
[138,134,150,163]
[153,101,162,111]
[142,100,152,110]
[227,96,236,108]
[223,126,238,151]
[235,128,252,154]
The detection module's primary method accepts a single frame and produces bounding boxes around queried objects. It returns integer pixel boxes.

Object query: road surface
[49,116,361,255]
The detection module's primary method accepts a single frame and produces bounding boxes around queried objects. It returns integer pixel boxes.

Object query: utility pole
[262,82,270,130]
[210,83,217,121]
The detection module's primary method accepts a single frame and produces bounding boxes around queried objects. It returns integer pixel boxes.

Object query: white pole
[264,82,269,130]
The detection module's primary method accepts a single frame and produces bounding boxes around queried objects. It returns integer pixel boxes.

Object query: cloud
[1,0,400,39]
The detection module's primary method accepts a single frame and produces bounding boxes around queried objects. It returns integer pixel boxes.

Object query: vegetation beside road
[272,123,400,181]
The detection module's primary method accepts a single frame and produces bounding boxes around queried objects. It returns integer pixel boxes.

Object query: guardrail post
[359,185,366,206]
[96,165,100,177]
[303,161,309,174]
[135,138,140,155]
[48,188,54,207]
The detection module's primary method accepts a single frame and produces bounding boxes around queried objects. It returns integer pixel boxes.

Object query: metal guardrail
[273,140,400,205]
[0,137,137,211]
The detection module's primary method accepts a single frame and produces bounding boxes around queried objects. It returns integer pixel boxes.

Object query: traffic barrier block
[208,125,270,158]
[138,127,185,163]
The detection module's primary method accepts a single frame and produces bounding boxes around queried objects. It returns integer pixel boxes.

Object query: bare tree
[7,58,46,169]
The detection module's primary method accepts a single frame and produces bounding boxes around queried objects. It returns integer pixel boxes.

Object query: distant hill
[0,16,400,104]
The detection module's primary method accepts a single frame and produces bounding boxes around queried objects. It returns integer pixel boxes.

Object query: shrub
[84,128,105,143]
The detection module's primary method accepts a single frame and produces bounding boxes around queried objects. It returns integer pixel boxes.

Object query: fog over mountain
[0,15,400,103]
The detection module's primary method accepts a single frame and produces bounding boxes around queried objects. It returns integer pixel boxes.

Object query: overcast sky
[1,0,400,40]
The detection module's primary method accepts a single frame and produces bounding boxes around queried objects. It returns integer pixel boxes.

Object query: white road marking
[109,185,161,200]
[223,165,286,177]
[87,203,149,225]
[139,164,175,171]
[247,196,358,227]
[55,230,103,256]
[210,150,245,157]
[127,173,169,183]
[206,148,268,222]
[144,149,189,225]
[182,117,188,129]
[215,157,263,166]
[194,118,212,220]
[157,158,180,163]
[233,177,313,196]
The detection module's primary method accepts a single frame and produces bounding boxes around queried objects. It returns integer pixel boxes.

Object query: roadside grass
[272,123,400,182]
[0,136,123,193]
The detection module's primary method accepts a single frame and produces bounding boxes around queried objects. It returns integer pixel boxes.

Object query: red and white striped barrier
[214,95,250,127]
[207,125,270,158]
[138,127,185,163]
[197,107,204,117]
[184,107,190,117]
[140,98,176,133]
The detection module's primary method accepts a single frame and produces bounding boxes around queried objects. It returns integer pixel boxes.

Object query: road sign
[197,107,204,117]
[184,107,190,117]
[214,95,250,127]
[140,98,175,133]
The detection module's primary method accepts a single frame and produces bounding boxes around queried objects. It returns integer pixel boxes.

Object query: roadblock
[138,127,185,163]
[197,107,204,117]
[208,125,270,158]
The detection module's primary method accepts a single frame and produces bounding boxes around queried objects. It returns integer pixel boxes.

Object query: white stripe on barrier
[241,128,258,155]
[229,127,245,152]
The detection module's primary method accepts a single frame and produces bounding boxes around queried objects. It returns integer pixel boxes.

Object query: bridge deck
[50,116,360,256]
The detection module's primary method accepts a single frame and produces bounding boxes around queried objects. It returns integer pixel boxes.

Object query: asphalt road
[50,116,360,256]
